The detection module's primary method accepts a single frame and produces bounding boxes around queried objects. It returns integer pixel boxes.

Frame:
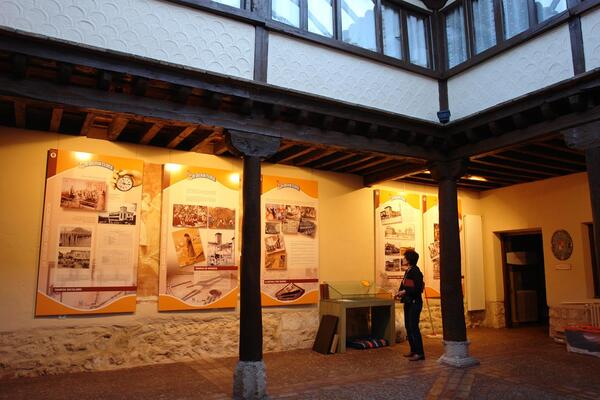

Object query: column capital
[563,121,600,150]
[228,130,281,159]
[428,159,468,182]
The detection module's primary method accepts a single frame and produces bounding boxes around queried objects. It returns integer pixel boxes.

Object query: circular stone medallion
[551,229,573,261]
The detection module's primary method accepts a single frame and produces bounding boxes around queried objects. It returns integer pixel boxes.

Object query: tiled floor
[1,326,600,399]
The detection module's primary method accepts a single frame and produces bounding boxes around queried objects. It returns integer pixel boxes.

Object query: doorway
[501,231,549,327]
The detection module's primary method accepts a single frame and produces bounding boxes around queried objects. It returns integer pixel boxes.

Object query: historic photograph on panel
[285,204,301,221]
[172,204,208,228]
[208,207,235,229]
[172,228,205,267]
[379,205,402,224]
[428,223,440,279]
[59,226,92,247]
[265,234,286,254]
[282,219,299,234]
[384,242,401,256]
[60,177,107,211]
[265,203,286,221]
[300,206,316,219]
[265,252,287,270]
[206,232,234,266]
[385,257,401,272]
[265,222,281,234]
[57,249,91,269]
[98,203,137,225]
[298,219,316,238]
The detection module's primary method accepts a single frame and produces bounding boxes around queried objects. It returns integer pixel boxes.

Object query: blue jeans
[404,300,424,356]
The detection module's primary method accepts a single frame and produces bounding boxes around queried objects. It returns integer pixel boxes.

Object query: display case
[319,281,395,353]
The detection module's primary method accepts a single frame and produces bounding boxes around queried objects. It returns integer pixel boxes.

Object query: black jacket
[399,265,424,303]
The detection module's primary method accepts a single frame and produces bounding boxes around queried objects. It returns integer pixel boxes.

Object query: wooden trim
[166,125,197,148]
[400,9,411,62]
[363,162,427,186]
[568,12,586,75]
[375,0,384,54]
[492,0,504,48]
[164,0,263,25]
[254,26,269,82]
[108,116,129,140]
[140,123,163,145]
[14,101,26,128]
[334,0,342,39]
[438,78,448,111]
[527,0,537,27]
[300,0,308,30]
[49,108,63,132]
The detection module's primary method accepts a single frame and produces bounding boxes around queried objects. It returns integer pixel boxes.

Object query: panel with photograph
[172,204,208,228]
[171,228,206,267]
[265,234,286,254]
[208,207,235,229]
[98,203,137,225]
[265,203,286,221]
[380,204,402,224]
[265,252,287,270]
[57,249,91,269]
[206,231,234,266]
[58,226,92,247]
[60,177,107,211]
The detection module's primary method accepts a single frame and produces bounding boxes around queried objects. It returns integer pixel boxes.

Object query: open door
[501,232,549,328]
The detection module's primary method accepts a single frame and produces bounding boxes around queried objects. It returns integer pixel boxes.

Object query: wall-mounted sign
[551,229,573,261]
[36,149,143,316]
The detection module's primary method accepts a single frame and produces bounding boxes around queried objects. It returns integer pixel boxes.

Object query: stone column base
[233,360,268,400]
[438,340,479,368]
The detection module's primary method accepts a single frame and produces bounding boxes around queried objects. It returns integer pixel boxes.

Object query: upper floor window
[382,4,403,60]
[213,0,243,8]
[272,0,301,27]
[445,0,568,69]
[341,0,377,51]
[535,0,567,23]
[308,0,334,37]
[472,0,496,54]
[445,5,467,68]
[502,0,530,39]
[407,13,429,68]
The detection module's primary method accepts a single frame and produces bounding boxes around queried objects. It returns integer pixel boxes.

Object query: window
[471,0,496,54]
[445,5,467,68]
[502,0,530,39]
[407,14,429,68]
[272,0,301,28]
[341,0,377,51]
[212,0,242,7]
[308,0,334,37]
[535,0,567,23]
[381,4,403,60]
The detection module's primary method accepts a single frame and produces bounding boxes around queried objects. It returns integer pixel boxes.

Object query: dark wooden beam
[328,155,372,171]
[321,115,335,130]
[568,8,586,76]
[133,77,148,96]
[270,146,315,164]
[80,113,95,136]
[173,86,192,103]
[345,120,357,134]
[450,104,600,159]
[14,101,26,128]
[511,146,586,166]
[363,162,428,187]
[167,125,197,148]
[341,157,390,174]
[253,26,268,82]
[97,70,112,91]
[293,149,335,166]
[312,153,355,169]
[139,122,163,145]
[470,159,556,177]
[295,109,310,124]
[11,54,28,79]
[540,102,557,120]
[240,99,254,115]
[49,108,63,132]
[190,129,224,153]
[56,63,73,85]
[488,154,580,173]
[108,116,129,140]
[0,76,442,160]
[569,93,588,112]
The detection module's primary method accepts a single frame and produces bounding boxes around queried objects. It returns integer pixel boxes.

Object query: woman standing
[397,249,425,361]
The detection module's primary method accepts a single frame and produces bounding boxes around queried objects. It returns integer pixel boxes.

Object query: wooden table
[319,296,395,353]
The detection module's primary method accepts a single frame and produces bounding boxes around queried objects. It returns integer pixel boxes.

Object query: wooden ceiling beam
[511,146,585,166]
[274,146,316,164]
[328,155,372,171]
[167,125,197,148]
[80,112,95,136]
[312,153,356,169]
[190,129,224,153]
[492,153,580,173]
[470,159,555,177]
[56,62,73,85]
[340,157,390,174]
[293,149,336,166]
[363,162,428,187]
[139,122,163,145]
[108,116,129,140]
[14,101,26,128]
[49,108,63,132]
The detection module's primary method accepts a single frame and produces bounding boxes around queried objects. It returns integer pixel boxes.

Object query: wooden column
[229,130,280,400]
[430,159,478,367]
[564,124,600,296]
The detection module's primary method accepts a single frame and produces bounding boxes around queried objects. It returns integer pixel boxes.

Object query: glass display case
[319,280,395,352]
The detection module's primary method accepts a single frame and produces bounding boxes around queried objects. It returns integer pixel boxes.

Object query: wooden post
[430,159,479,367]
[228,130,280,400]
[564,124,600,297]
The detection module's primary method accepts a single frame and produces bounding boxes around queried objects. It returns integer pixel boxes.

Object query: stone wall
[0,308,320,379]
[549,303,591,340]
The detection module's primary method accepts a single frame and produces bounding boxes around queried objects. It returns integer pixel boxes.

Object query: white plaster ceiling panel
[267,33,439,122]
[0,0,255,79]
[448,25,574,121]
[582,7,600,71]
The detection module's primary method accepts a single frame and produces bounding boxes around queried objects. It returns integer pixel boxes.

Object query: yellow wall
[0,127,479,331]
[2,126,591,333]
[479,173,593,306]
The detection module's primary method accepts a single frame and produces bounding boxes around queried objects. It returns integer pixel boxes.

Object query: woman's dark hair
[404,249,419,266]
